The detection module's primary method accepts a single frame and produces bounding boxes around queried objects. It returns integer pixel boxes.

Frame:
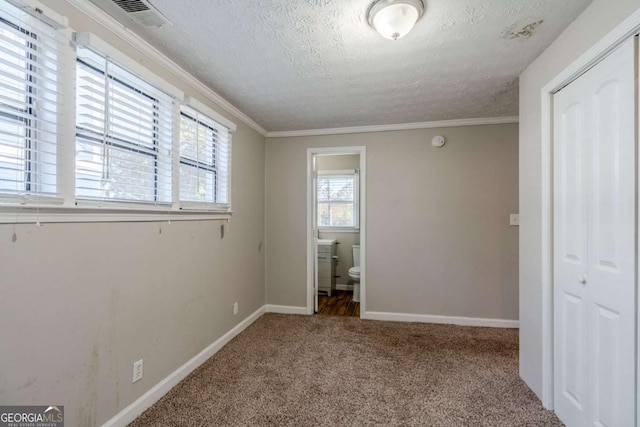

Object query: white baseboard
[335,284,354,291]
[265,304,309,315]
[102,306,266,427]
[362,311,519,328]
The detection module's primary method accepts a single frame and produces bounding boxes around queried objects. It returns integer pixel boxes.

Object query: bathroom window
[316,170,359,229]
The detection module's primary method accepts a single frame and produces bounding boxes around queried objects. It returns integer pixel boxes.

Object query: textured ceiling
[89,0,592,131]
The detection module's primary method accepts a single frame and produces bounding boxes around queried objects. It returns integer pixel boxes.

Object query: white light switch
[510,214,519,226]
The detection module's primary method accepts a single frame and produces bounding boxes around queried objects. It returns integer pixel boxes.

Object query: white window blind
[0,1,66,202]
[317,170,359,228]
[75,46,174,205]
[179,104,231,210]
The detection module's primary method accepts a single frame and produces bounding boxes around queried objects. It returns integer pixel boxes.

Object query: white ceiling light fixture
[367,0,425,40]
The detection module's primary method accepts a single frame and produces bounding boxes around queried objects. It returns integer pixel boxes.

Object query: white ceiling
[89,0,592,132]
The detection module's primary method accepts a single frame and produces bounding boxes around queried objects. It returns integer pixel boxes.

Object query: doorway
[306,146,366,317]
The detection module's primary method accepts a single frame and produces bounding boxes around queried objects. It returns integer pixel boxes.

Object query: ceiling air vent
[111,0,170,27]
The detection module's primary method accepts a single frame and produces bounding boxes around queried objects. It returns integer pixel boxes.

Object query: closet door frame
[539,9,640,416]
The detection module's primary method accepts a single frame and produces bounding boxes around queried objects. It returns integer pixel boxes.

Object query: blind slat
[0,42,61,76]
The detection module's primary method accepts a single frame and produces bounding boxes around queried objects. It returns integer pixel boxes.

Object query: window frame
[0,17,35,189]
[178,109,219,205]
[0,4,63,204]
[316,169,359,231]
[178,97,233,212]
[74,52,171,205]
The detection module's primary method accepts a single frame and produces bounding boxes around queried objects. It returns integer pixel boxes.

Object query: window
[317,170,359,229]
[179,104,231,209]
[0,18,238,222]
[0,2,62,201]
[75,47,174,204]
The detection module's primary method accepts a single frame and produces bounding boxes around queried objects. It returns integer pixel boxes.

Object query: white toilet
[348,245,361,302]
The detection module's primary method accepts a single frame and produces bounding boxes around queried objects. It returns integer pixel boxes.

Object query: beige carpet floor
[130,314,562,426]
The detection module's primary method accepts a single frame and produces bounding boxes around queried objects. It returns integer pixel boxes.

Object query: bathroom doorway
[306,147,366,317]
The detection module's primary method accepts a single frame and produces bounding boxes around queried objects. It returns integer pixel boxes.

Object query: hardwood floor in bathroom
[317,290,360,317]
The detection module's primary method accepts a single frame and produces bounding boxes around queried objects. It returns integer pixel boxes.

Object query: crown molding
[60,1,519,140]
[64,0,268,136]
[266,116,519,138]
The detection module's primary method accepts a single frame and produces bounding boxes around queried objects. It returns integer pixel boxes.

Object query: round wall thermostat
[431,135,446,147]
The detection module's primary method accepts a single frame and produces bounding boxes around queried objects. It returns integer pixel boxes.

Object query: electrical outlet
[233,302,238,316]
[132,359,143,383]
[510,214,519,226]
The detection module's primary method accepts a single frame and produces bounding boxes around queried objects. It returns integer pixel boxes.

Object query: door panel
[587,38,636,427]
[592,80,622,273]
[553,37,636,427]
[560,291,585,409]
[554,70,589,427]
[559,101,588,266]
[593,304,619,427]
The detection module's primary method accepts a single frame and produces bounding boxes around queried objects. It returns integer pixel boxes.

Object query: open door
[307,147,366,316]
[312,155,319,313]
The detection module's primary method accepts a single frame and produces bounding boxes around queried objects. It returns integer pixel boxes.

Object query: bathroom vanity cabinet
[317,240,337,296]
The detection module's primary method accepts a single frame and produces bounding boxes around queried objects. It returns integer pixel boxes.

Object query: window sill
[0,205,233,224]
[318,227,360,233]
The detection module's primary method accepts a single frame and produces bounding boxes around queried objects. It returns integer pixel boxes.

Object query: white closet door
[554,37,637,427]
[554,59,590,427]
[586,37,636,427]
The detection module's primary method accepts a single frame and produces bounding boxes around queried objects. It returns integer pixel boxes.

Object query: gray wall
[266,124,519,319]
[317,154,361,286]
[0,1,266,426]
[518,0,640,400]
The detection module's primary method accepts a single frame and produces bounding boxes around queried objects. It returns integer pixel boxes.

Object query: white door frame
[306,146,367,316]
[539,8,640,410]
